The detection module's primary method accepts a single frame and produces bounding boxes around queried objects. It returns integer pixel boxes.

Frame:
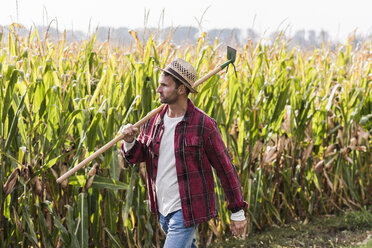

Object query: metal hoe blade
[226,46,237,77]
[220,46,237,71]
[227,46,236,63]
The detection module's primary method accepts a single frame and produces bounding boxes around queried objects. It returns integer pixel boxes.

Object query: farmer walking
[121,58,247,248]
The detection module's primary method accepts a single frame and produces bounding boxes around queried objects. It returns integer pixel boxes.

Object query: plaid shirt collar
[154,98,196,126]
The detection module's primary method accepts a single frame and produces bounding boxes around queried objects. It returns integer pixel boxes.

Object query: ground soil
[210,209,372,248]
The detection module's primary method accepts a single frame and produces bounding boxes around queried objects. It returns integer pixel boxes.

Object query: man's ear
[177,84,187,95]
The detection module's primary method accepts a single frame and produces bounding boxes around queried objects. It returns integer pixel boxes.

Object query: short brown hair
[163,71,190,95]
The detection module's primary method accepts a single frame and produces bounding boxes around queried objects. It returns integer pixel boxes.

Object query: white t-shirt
[155,113,184,216]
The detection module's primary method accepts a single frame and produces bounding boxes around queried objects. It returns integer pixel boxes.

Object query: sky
[1,0,372,41]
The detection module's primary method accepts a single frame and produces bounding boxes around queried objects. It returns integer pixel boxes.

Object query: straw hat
[160,58,198,93]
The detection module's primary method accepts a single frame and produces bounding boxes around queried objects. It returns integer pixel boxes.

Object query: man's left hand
[230,219,247,237]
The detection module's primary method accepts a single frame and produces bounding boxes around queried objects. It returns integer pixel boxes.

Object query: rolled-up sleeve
[120,132,149,165]
[123,140,135,152]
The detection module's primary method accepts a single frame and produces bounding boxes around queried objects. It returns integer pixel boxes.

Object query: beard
[159,92,178,104]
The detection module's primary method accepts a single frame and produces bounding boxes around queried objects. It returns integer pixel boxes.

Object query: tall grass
[0,24,371,247]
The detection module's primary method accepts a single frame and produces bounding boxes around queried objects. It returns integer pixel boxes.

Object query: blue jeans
[159,210,197,248]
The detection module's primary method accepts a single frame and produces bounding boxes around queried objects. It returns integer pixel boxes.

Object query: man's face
[156,73,180,104]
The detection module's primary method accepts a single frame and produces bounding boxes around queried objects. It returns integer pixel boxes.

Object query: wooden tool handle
[56,104,165,184]
[56,134,125,183]
[56,62,229,184]
[133,104,165,127]
[193,66,223,88]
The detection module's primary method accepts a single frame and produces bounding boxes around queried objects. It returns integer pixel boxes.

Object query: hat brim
[159,68,198,94]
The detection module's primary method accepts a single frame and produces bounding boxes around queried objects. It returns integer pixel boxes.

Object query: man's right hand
[121,124,138,143]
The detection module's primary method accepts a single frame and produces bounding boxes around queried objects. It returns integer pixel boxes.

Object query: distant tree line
[0,24,370,48]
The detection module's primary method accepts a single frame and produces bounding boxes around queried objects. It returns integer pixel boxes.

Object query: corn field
[0,24,371,247]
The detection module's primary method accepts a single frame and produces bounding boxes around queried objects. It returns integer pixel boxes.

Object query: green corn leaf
[89,72,107,107]
[86,112,103,152]
[69,175,86,187]
[360,114,372,125]
[23,205,40,248]
[122,166,136,227]
[77,193,88,248]
[326,84,341,111]
[103,108,116,168]
[38,153,71,175]
[37,205,53,248]
[109,149,119,181]
[38,95,47,118]
[66,205,80,248]
[104,191,116,232]
[104,227,124,248]
[0,152,23,166]
[2,69,18,124]
[270,83,290,130]
[92,175,128,191]
[42,201,70,246]
[226,77,240,127]
[23,233,40,248]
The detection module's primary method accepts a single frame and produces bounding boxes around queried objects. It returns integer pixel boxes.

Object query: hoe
[57,46,237,183]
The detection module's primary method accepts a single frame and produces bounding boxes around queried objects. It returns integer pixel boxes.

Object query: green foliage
[0,27,371,247]
[345,209,372,229]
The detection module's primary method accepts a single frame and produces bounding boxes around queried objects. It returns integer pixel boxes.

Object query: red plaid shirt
[121,99,247,227]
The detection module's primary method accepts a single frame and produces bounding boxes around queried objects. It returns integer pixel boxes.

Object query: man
[121,58,247,247]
